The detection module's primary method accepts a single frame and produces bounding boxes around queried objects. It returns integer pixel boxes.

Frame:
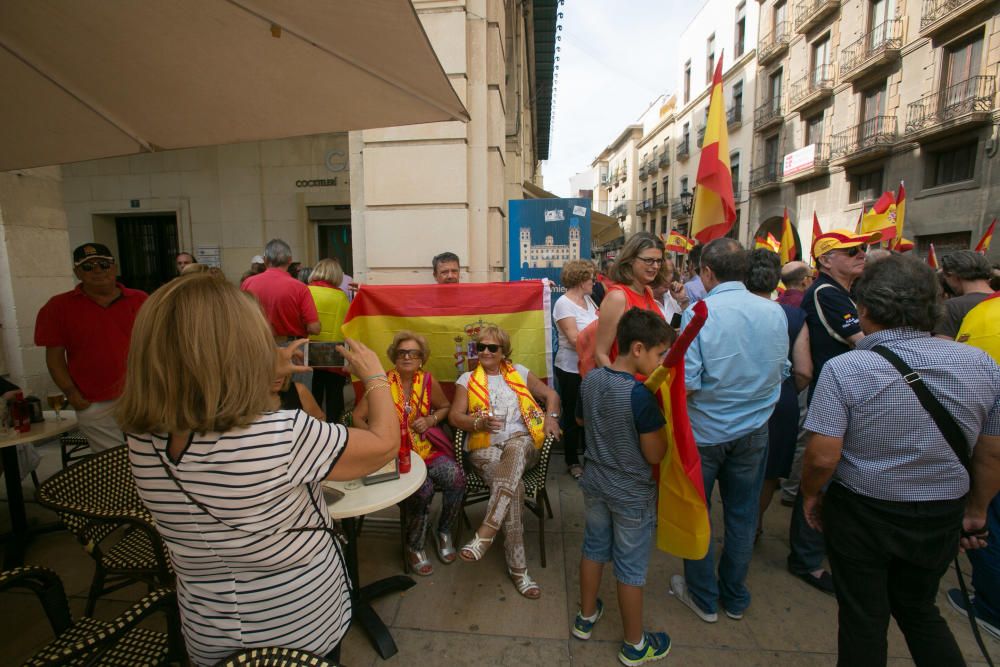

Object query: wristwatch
[548,412,560,419]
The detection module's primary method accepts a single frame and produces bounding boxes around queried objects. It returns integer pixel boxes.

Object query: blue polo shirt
[681,281,790,445]
[802,272,861,391]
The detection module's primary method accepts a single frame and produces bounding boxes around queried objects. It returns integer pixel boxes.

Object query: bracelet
[362,379,390,401]
[472,415,482,432]
[363,373,388,383]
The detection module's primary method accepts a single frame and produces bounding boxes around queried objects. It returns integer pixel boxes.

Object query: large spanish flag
[645,300,710,559]
[975,218,996,254]
[780,207,797,264]
[861,191,898,242]
[690,55,736,245]
[341,281,552,391]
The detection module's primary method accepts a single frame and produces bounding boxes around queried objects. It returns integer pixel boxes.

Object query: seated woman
[273,372,326,421]
[354,331,465,576]
[116,274,399,666]
[448,324,561,599]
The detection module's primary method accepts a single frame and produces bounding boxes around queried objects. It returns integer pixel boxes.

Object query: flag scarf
[780,208,797,264]
[645,300,710,559]
[861,191,898,241]
[691,56,737,244]
[928,243,939,269]
[341,281,552,393]
[466,361,546,450]
[811,212,822,261]
[389,369,433,459]
[976,218,996,254]
[664,230,695,254]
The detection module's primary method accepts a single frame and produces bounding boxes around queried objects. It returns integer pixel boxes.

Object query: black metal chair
[36,445,173,616]
[1,565,181,666]
[59,429,93,468]
[213,646,340,666]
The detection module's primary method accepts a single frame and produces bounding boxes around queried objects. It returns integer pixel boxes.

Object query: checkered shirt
[805,327,1000,502]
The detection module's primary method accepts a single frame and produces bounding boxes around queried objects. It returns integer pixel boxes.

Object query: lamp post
[680,186,696,217]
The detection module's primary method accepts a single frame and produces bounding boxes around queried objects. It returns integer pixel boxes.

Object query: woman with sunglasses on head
[353,331,463,576]
[448,324,561,599]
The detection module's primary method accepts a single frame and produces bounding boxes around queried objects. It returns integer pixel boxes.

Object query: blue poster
[508,198,592,291]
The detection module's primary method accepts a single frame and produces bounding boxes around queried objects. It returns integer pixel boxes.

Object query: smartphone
[304,341,346,369]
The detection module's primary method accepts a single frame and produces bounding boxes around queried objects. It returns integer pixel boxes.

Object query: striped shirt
[805,328,1000,502]
[128,411,350,666]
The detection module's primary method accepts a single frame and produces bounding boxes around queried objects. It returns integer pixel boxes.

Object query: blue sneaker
[618,631,672,666]
[572,598,604,640]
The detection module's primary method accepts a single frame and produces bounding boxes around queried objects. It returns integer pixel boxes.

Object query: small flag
[664,230,696,254]
[755,232,781,253]
[927,243,939,269]
[811,212,822,260]
[894,237,914,252]
[690,54,737,244]
[861,191,898,242]
[780,208,797,264]
[975,218,996,254]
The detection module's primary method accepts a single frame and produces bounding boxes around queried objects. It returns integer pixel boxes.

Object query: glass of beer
[47,393,67,420]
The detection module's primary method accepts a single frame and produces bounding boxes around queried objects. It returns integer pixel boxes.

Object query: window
[735,3,746,57]
[869,0,895,30]
[931,142,976,186]
[733,81,743,116]
[769,68,783,111]
[684,61,692,104]
[944,30,984,89]
[861,81,887,138]
[683,122,690,144]
[707,34,716,83]
[851,168,884,203]
[774,0,786,31]
[651,183,658,202]
[662,176,669,197]
[661,216,669,235]
[812,34,831,82]
[764,135,781,173]
[680,176,690,194]
[806,113,825,145]
[731,152,741,197]
[642,187,648,201]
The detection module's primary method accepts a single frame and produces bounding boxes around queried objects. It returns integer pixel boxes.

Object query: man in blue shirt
[670,238,789,623]
[683,244,708,304]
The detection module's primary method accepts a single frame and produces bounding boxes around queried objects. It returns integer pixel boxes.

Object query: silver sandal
[435,531,458,564]
[407,548,434,576]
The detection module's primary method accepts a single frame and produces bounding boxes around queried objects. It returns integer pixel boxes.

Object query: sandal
[459,531,495,562]
[568,464,583,480]
[508,568,541,599]
[406,548,433,576]
[435,531,458,564]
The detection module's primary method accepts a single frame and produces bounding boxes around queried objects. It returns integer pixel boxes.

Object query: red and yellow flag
[890,181,906,249]
[664,230,695,254]
[811,212,823,260]
[975,218,996,254]
[755,232,780,253]
[861,191,898,242]
[691,55,737,245]
[780,208,797,264]
[927,243,939,269]
[894,237,914,252]
[341,281,552,393]
[645,300,710,559]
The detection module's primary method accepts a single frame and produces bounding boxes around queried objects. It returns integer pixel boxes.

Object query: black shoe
[791,569,834,595]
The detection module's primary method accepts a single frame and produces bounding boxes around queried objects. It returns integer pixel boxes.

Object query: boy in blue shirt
[573,308,675,665]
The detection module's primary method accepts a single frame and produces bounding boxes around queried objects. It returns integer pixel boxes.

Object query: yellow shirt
[956,294,1000,364]
[307,284,349,342]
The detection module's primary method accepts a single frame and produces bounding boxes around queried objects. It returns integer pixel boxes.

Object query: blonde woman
[308,258,350,422]
[448,324,561,599]
[117,274,398,666]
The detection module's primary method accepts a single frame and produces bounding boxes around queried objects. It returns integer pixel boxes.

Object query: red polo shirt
[34,283,148,403]
[241,268,319,337]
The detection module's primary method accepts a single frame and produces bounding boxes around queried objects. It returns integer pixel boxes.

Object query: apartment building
[591,124,644,239]
[750,0,1000,260]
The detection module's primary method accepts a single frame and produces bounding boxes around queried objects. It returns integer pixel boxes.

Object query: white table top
[323,454,427,519]
[0,411,78,449]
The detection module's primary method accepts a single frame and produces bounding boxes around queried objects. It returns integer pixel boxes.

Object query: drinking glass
[47,393,67,420]
[492,408,509,429]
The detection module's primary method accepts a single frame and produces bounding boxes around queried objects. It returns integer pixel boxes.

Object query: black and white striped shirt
[128,411,350,666]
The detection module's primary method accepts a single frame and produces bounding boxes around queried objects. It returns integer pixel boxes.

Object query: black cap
[73,243,114,266]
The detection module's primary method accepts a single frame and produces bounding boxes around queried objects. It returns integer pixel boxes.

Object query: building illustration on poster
[508,198,591,285]
[519,221,580,269]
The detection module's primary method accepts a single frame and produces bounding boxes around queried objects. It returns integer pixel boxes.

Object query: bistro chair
[0,565,181,666]
[213,647,340,666]
[36,445,173,616]
[452,429,555,567]
[59,429,93,468]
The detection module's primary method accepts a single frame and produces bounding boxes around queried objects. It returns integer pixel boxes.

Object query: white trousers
[76,400,124,453]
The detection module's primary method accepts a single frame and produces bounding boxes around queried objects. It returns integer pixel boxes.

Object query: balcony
[920,0,994,37]
[831,115,897,165]
[839,20,902,83]
[612,203,628,219]
[906,75,996,141]
[754,98,784,132]
[758,21,791,66]
[789,65,835,113]
[647,153,660,174]
[677,138,691,161]
[782,142,831,182]
[671,199,691,219]
[658,149,671,167]
[749,161,783,193]
[795,0,841,34]
[639,163,649,180]
[731,179,742,202]
[599,173,611,186]
[654,193,668,209]
[727,104,743,129]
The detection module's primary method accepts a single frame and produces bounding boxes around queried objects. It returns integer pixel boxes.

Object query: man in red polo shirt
[241,238,320,339]
[35,243,148,452]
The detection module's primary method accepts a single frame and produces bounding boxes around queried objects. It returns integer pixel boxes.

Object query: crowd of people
[27,229,1000,666]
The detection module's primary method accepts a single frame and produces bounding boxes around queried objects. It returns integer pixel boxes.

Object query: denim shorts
[581,493,656,587]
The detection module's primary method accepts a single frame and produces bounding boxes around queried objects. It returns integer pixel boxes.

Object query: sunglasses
[636,256,665,267]
[837,245,868,257]
[476,343,501,353]
[395,349,422,360]
[79,259,114,272]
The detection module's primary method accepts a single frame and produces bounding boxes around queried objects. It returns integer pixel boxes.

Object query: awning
[0,0,470,171]
[521,180,619,246]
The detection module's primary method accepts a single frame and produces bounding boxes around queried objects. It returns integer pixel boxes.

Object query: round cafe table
[323,454,426,660]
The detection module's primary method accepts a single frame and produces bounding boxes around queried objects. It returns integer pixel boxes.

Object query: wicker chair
[36,445,173,616]
[1,565,181,666]
[452,429,555,567]
[214,647,340,666]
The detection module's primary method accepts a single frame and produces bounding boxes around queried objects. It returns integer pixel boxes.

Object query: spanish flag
[780,208,797,264]
[894,237,915,252]
[975,218,996,254]
[928,243,939,269]
[861,191,898,242]
[341,281,552,392]
[664,230,695,254]
[755,232,781,253]
[811,212,823,260]
[645,300,710,559]
[891,181,906,248]
[690,55,737,245]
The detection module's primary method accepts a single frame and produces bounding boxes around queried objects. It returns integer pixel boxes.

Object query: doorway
[310,205,353,277]
[114,214,179,294]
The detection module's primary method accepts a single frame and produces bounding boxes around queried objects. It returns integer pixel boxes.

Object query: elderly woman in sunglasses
[448,324,561,599]
[353,331,463,576]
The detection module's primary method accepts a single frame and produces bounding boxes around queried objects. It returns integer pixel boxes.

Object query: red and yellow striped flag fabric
[664,230,695,254]
[691,55,736,245]
[890,181,906,249]
[927,243,939,269]
[341,281,552,392]
[975,218,996,254]
[861,191,898,242]
[780,208,797,264]
[755,232,780,253]
[645,300,710,560]
[811,212,823,261]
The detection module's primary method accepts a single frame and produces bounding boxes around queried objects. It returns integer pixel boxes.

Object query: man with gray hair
[241,239,320,339]
[934,250,995,339]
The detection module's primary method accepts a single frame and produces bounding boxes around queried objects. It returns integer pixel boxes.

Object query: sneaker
[723,607,743,620]
[947,589,1000,640]
[618,631,672,666]
[669,575,718,623]
[572,598,604,640]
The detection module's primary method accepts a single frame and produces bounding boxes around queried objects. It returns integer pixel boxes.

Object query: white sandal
[459,532,494,562]
[508,568,541,599]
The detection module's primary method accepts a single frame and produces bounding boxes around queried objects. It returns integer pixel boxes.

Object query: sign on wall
[783,144,816,178]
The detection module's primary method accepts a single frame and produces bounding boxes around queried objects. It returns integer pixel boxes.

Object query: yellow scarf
[466,361,545,451]
[389,369,432,460]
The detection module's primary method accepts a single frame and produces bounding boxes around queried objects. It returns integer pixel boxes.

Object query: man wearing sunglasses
[34,243,148,452]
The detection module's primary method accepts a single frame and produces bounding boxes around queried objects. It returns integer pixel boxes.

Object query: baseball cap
[72,243,114,266]
[813,228,882,257]
[251,255,265,264]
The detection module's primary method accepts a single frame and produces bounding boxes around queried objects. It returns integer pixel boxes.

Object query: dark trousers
[312,371,346,424]
[554,367,583,466]
[823,482,966,667]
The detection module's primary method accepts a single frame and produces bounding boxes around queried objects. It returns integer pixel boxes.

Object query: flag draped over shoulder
[780,208,797,264]
[341,281,552,391]
[691,55,736,245]
[645,300,710,560]
[976,218,996,254]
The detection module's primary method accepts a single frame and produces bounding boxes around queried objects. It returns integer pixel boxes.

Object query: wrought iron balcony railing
[727,104,743,127]
[749,161,783,190]
[905,75,996,135]
[671,199,690,219]
[795,0,841,33]
[754,98,784,129]
[789,64,835,110]
[921,0,991,33]
[831,115,897,159]
[758,21,791,64]
[839,20,902,81]
[677,138,690,160]
[658,149,671,167]
[654,193,668,209]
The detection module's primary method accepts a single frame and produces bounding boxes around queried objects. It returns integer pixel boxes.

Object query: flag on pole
[690,55,737,244]
[894,237,914,252]
[854,208,864,235]
[811,212,823,260]
[927,243,939,269]
[646,300,710,559]
[664,230,695,254]
[890,181,906,249]
[780,208,797,264]
[975,218,996,254]
[755,233,781,253]
[861,191,898,242]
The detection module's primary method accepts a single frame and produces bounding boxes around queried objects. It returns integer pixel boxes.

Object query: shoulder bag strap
[813,283,852,347]
[870,345,970,470]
